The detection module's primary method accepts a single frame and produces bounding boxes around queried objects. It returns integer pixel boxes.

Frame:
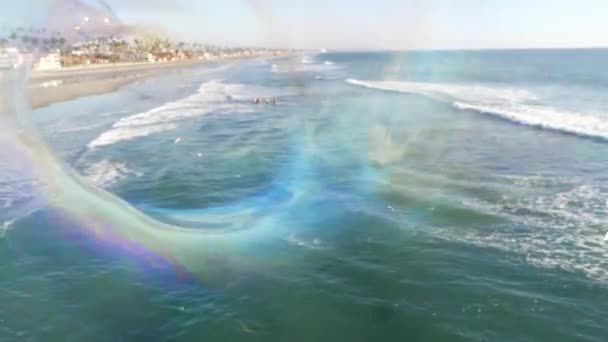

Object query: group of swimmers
[253,97,277,105]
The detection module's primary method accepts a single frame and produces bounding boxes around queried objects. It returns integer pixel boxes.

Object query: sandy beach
[28,59,225,109]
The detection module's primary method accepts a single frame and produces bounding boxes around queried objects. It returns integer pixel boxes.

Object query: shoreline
[28,56,270,109]
[31,58,221,81]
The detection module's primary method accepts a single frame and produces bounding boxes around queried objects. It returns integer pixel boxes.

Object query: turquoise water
[1,50,608,341]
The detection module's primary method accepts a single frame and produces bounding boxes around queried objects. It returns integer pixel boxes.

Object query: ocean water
[1,50,608,341]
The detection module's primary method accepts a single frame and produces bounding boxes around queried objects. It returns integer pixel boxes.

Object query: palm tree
[162,38,171,51]
[9,32,17,41]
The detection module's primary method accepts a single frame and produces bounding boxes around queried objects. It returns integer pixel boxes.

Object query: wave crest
[88,80,282,148]
[347,79,608,140]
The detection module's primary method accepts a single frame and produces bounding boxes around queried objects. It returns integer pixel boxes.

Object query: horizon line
[311,45,608,53]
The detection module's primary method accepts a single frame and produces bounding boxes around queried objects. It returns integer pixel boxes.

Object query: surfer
[251,97,277,105]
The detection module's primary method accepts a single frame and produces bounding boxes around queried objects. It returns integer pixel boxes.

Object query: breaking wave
[88,80,281,148]
[347,79,608,140]
[82,160,143,188]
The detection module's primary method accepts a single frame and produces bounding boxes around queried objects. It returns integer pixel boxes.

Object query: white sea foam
[0,171,44,236]
[112,81,253,128]
[347,78,535,102]
[271,56,340,74]
[347,79,608,140]
[453,102,608,140]
[82,160,143,187]
[433,176,608,282]
[88,80,280,148]
[272,64,338,73]
[89,123,178,148]
[0,218,17,237]
[286,233,325,250]
[0,167,38,211]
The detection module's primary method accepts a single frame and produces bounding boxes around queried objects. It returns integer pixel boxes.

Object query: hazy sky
[4,0,608,50]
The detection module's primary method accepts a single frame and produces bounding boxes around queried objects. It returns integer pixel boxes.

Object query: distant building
[147,52,175,63]
[0,48,21,69]
[61,54,83,67]
[36,51,62,70]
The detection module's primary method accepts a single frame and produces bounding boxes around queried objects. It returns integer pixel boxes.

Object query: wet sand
[29,59,224,109]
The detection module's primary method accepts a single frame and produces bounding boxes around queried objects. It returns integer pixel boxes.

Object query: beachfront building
[200,52,213,60]
[0,48,20,69]
[0,30,292,68]
[147,51,177,63]
[35,50,62,70]
[61,51,85,67]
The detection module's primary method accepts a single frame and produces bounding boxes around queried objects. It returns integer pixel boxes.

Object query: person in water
[252,97,277,105]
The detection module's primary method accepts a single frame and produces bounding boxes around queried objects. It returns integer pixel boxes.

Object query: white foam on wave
[347,79,608,140]
[88,80,277,148]
[1,218,16,237]
[453,102,608,140]
[273,64,338,73]
[272,56,340,74]
[89,123,179,148]
[433,175,608,282]
[347,79,535,102]
[0,164,38,211]
[0,167,44,236]
[0,184,33,210]
[286,233,325,250]
[82,160,143,188]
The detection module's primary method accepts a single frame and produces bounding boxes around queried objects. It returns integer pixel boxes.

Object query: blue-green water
[1,50,608,341]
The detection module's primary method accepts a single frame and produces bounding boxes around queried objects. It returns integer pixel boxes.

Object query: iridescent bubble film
[1,1,608,341]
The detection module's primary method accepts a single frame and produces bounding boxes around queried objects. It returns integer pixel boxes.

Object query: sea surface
[1,50,608,341]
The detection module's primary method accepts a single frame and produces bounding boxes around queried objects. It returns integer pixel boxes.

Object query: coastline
[28,57,259,109]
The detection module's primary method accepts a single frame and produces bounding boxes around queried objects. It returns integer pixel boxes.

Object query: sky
[2,0,608,50]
